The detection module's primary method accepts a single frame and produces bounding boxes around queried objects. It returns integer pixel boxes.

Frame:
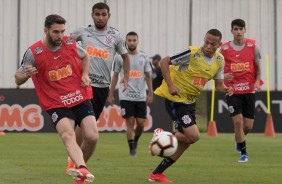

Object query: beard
[47,34,62,47]
[127,46,137,52]
[94,22,107,30]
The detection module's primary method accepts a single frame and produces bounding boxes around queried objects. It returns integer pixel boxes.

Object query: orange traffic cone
[207,121,218,136]
[264,113,275,137]
[0,132,5,136]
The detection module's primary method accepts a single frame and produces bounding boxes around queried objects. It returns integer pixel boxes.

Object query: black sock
[77,165,87,169]
[128,139,135,151]
[153,157,175,174]
[238,141,247,155]
[134,126,143,149]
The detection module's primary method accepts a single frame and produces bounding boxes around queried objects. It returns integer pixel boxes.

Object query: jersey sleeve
[144,55,152,73]
[169,49,191,66]
[113,55,123,73]
[254,46,261,62]
[115,33,128,55]
[18,48,36,72]
[213,60,225,80]
[76,42,87,59]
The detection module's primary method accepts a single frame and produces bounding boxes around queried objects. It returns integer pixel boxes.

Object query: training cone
[207,121,218,136]
[0,132,5,136]
[264,113,275,137]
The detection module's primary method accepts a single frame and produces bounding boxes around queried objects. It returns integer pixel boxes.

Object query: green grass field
[0,133,281,184]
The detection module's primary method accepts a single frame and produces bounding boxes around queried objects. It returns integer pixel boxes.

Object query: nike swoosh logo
[54,55,61,59]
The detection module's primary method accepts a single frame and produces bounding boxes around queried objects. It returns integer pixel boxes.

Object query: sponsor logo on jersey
[230,62,249,72]
[65,38,74,45]
[247,42,254,47]
[192,77,208,87]
[233,82,250,91]
[49,64,72,81]
[104,35,113,46]
[217,56,223,62]
[86,45,109,59]
[35,47,43,54]
[194,53,200,59]
[129,70,142,78]
[60,90,84,106]
[222,45,229,50]
[138,59,145,65]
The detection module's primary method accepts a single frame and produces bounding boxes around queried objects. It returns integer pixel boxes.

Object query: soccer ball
[150,131,178,157]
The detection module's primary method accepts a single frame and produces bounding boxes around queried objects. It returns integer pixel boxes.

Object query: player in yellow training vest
[148,29,233,183]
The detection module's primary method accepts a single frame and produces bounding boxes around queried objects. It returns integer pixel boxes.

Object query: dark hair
[92,2,110,13]
[44,14,66,29]
[126,31,138,38]
[231,19,245,29]
[206,29,222,41]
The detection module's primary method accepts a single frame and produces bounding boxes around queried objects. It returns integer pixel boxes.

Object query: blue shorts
[165,99,196,132]
[46,100,95,128]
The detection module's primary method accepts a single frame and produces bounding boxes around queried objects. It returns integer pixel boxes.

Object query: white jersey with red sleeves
[70,25,128,88]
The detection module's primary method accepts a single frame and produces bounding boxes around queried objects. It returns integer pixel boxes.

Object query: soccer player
[107,32,153,157]
[15,14,97,183]
[151,54,163,91]
[68,2,130,172]
[148,29,233,182]
[220,19,261,162]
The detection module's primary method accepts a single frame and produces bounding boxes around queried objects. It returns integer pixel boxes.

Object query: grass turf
[0,133,281,184]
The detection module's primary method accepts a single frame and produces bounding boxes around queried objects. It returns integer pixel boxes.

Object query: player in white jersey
[67,2,130,174]
[107,32,153,157]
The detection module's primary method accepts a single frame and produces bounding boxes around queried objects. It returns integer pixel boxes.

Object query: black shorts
[165,99,196,132]
[91,86,109,120]
[225,93,255,119]
[46,100,95,128]
[120,100,147,119]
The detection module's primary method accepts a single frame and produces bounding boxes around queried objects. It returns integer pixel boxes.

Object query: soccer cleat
[238,154,249,163]
[148,172,172,183]
[129,149,137,157]
[69,168,95,184]
[66,159,75,175]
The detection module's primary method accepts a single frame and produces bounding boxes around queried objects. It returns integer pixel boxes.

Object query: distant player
[68,2,130,173]
[148,29,233,182]
[220,19,261,162]
[107,32,153,157]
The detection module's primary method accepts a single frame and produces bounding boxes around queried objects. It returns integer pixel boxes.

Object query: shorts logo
[121,108,126,116]
[182,115,191,125]
[228,106,235,113]
[51,112,58,123]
